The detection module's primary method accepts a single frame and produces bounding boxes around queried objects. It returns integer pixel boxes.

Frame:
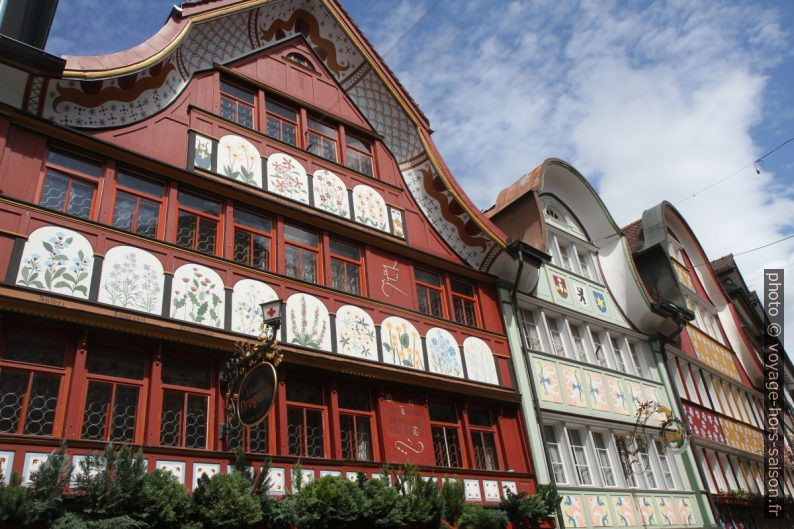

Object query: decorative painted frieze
[380,316,424,370]
[171,264,225,329]
[426,327,464,378]
[535,266,629,327]
[231,279,278,335]
[312,169,350,218]
[352,184,389,232]
[685,325,741,381]
[335,304,377,360]
[218,135,262,187]
[98,245,164,315]
[16,227,94,300]
[286,293,332,351]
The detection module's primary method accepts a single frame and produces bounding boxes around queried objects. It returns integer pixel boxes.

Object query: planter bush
[457,503,508,529]
[192,471,262,529]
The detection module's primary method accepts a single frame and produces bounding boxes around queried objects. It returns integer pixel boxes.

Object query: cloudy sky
[48,0,794,351]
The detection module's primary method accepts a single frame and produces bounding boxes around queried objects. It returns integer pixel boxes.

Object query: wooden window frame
[465,406,501,471]
[264,96,300,147]
[220,79,256,129]
[111,171,167,239]
[429,400,464,468]
[0,331,73,438]
[283,378,329,459]
[327,237,364,296]
[449,278,480,328]
[306,116,340,163]
[157,355,215,450]
[37,148,102,221]
[415,269,446,319]
[342,131,375,177]
[282,223,322,285]
[173,190,222,256]
[232,207,274,272]
[335,386,377,462]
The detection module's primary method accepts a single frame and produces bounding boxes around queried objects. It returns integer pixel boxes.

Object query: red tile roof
[621,219,644,254]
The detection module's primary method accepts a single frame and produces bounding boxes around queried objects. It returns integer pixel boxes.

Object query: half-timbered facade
[0,0,537,503]
[486,160,713,529]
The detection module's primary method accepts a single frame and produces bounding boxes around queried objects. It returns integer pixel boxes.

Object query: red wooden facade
[0,0,535,501]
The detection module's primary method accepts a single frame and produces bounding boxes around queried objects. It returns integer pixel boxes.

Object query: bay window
[175,190,221,255]
[112,171,165,238]
[429,401,462,468]
[39,148,101,220]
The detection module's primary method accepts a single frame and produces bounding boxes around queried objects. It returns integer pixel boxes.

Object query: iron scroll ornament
[616,401,691,476]
[219,301,283,441]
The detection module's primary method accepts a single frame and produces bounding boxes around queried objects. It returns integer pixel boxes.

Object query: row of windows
[671,356,767,431]
[0,332,504,470]
[700,447,794,498]
[685,295,725,345]
[35,148,482,326]
[547,231,600,283]
[220,79,375,176]
[544,422,683,491]
[521,307,652,379]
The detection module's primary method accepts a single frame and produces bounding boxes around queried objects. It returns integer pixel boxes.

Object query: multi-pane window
[569,324,588,363]
[112,172,164,238]
[544,426,567,484]
[468,407,500,470]
[233,209,272,271]
[228,416,269,454]
[337,387,373,461]
[0,335,67,436]
[546,317,567,357]
[286,379,325,458]
[575,247,595,280]
[590,330,608,368]
[451,279,478,327]
[344,133,373,176]
[566,428,593,485]
[265,99,298,146]
[522,310,543,351]
[610,336,628,372]
[415,269,444,318]
[558,241,574,271]
[284,224,319,283]
[81,346,144,443]
[654,440,677,489]
[159,357,210,449]
[329,239,362,295]
[220,81,255,128]
[39,149,100,220]
[175,191,221,255]
[307,117,338,163]
[429,401,462,468]
[592,432,616,486]
[637,445,658,489]
[628,342,645,378]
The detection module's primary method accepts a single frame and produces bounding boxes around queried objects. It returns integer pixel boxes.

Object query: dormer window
[220,81,255,128]
[545,206,562,220]
[285,52,315,70]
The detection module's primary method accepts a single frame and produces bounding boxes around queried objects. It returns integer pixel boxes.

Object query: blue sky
[48,0,794,350]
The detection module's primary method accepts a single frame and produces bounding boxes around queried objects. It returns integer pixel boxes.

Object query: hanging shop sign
[237,362,277,427]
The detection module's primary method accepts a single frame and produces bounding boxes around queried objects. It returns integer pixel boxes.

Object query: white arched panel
[312,169,350,218]
[16,227,94,300]
[426,328,463,378]
[218,135,262,187]
[462,337,498,384]
[231,279,278,335]
[335,305,377,360]
[286,293,331,351]
[380,316,423,370]
[352,184,388,231]
[98,245,164,314]
[267,153,309,204]
[170,264,225,329]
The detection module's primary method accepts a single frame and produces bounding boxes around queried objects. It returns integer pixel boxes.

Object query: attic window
[544,206,562,220]
[286,53,315,71]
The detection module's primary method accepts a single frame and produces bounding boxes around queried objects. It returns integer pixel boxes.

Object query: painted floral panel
[561,365,587,407]
[22,453,48,486]
[231,279,278,335]
[426,328,463,378]
[656,497,677,526]
[587,495,612,527]
[500,481,517,496]
[628,381,645,416]
[606,376,631,415]
[193,133,213,171]
[267,468,286,495]
[380,316,423,370]
[98,246,164,315]
[0,452,12,485]
[286,293,331,351]
[313,169,350,218]
[611,496,637,527]
[352,184,388,231]
[676,497,696,526]
[535,358,563,404]
[192,463,220,490]
[482,480,500,502]
[336,305,377,359]
[462,337,498,384]
[561,495,586,528]
[156,461,186,484]
[586,371,609,411]
[170,264,225,329]
[643,385,665,423]
[389,206,405,238]
[464,479,481,501]
[636,496,658,526]
[17,227,94,300]
[267,153,309,204]
[218,135,262,187]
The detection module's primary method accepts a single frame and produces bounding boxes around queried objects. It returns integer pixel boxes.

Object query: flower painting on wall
[462,336,498,384]
[313,169,350,218]
[218,135,262,187]
[335,305,377,359]
[380,316,424,370]
[16,227,94,300]
[267,153,309,204]
[286,293,331,351]
[231,278,278,335]
[587,495,612,527]
[98,246,164,315]
[170,264,225,328]
[352,184,388,231]
[426,328,463,378]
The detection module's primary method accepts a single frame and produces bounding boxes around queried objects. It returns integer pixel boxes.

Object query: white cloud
[359,0,793,351]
